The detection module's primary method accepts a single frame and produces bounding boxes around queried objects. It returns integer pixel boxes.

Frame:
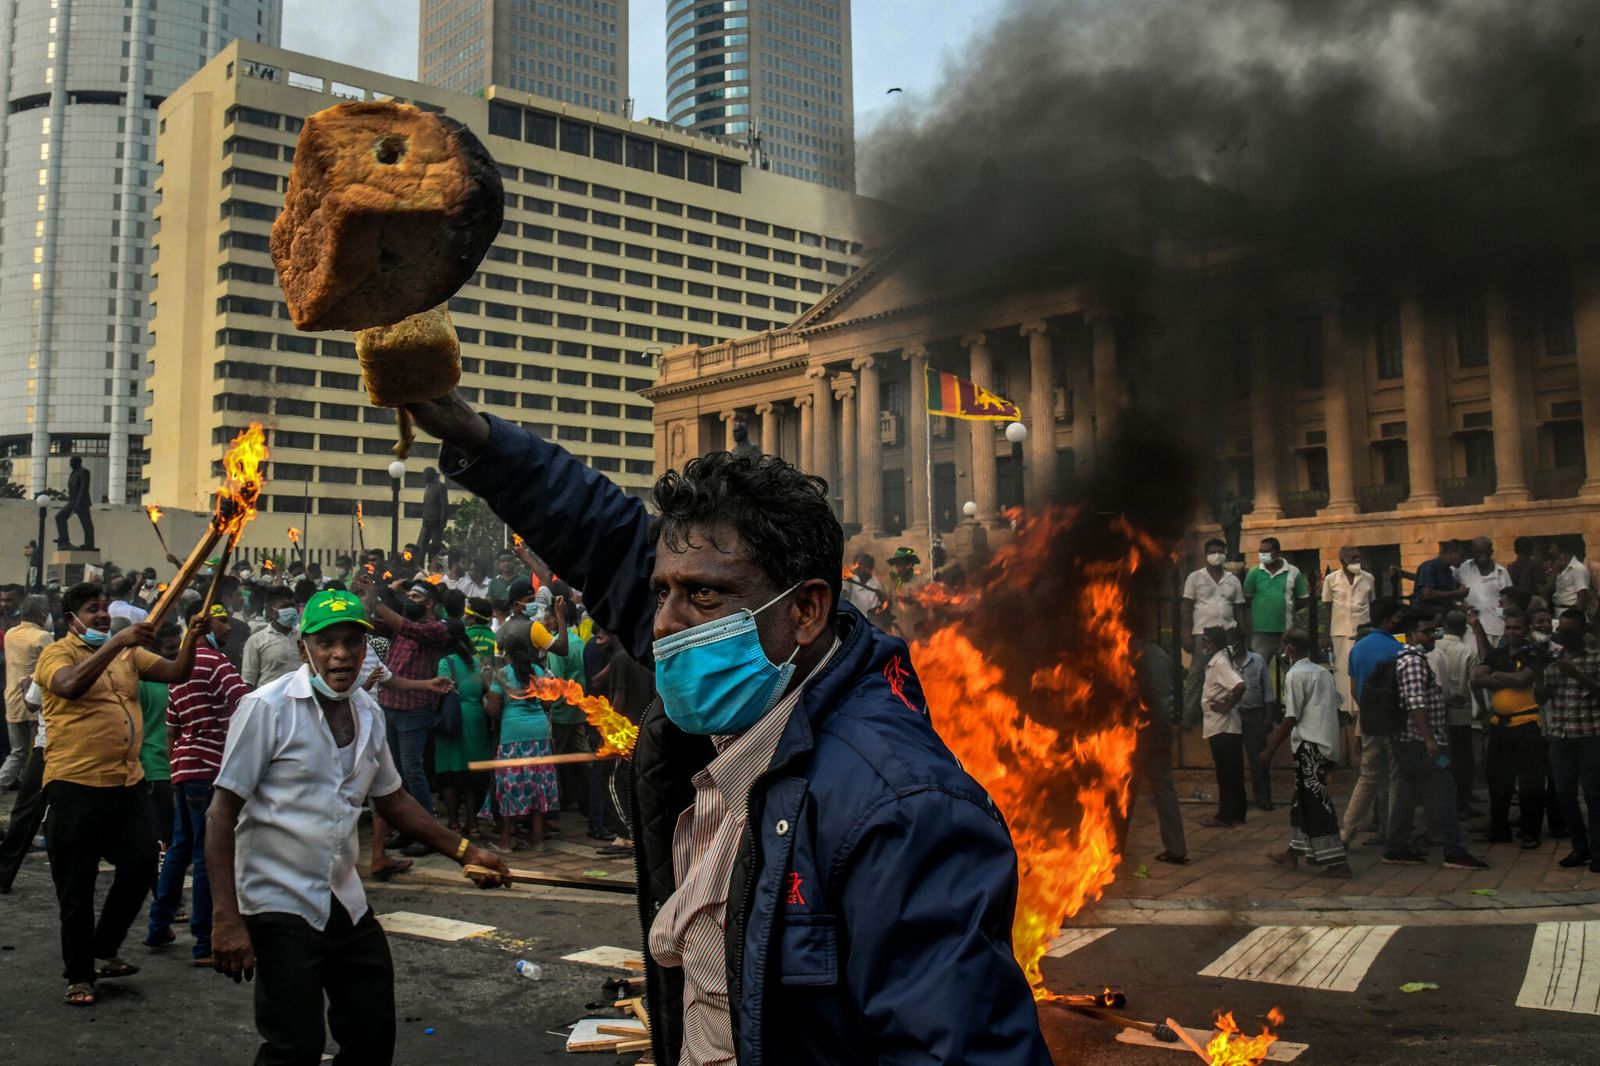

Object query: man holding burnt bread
[405,394,1051,1065]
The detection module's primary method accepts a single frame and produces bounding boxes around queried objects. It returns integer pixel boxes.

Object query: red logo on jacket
[785,872,807,906]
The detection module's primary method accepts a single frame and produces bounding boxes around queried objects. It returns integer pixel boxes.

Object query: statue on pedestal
[731,418,761,460]
[54,456,96,551]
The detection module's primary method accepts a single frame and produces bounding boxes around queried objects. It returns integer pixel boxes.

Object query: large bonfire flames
[912,507,1163,996]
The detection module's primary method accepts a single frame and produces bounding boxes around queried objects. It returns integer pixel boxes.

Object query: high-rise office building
[419,0,628,115]
[0,0,282,503]
[667,0,853,190]
[146,42,880,555]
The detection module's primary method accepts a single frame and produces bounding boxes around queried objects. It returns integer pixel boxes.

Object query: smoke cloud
[860,0,1600,288]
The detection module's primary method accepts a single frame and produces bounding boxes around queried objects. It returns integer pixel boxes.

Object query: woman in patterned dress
[482,617,561,852]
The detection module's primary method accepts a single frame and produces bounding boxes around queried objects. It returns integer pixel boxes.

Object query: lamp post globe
[387,461,406,559]
[962,500,978,519]
[1005,421,1028,444]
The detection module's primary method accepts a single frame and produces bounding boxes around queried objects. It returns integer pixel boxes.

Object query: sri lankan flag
[927,368,1022,421]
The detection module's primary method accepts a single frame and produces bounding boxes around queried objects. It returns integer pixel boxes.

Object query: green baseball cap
[300,589,371,635]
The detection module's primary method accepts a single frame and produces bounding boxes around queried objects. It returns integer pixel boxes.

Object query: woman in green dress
[434,619,494,837]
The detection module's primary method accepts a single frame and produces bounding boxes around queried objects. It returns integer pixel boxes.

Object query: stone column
[1398,296,1442,509]
[1319,305,1359,515]
[1572,265,1600,496]
[720,409,738,452]
[795,394,814,473]
[1088,311,1121,458]
[809,366,835,486]
[837,382,858,525]
[1249,318,1283,519]
[757,402,779,458]
[853,355,886,536]
[1486,289,1532,502]
[902,345,930,534]
[1021,321,1056,506]
[962,333,1000,524]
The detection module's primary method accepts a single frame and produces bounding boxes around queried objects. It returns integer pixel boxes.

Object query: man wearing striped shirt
[147,602,249,961]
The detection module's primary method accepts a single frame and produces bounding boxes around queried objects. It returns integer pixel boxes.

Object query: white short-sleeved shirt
[1321,568,1374,639]
[1454,562,1512,639]
[214,665,403,931]
[1554,557,1593,609]
[1283,658,1342,760]
[1183,568,1244,634]
[1202,649,1245,738]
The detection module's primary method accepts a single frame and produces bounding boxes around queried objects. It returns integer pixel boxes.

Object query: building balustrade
[1280,489,1329,519]
[1530,468,1586,501]
[1356,483,1411,514]
[1439,474,1495,508]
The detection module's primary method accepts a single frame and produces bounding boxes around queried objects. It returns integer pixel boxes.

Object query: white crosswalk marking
[1199,925,1399,992]
[1045,927,1114,958]
[1518,921,1600,1015]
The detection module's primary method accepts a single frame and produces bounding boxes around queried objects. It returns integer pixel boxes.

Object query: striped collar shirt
[648,638,839,1066]
[167,643,250,783]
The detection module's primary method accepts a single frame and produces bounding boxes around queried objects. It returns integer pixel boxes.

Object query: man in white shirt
[1262,628,1350,876]
[240,587,303,689]
[1181,538,1246,726]
[1321,546,1373,711]
[843,553,889,620]
[1199,626,1247,828]
[1455,537,1512,643]
[1550,539,1594,611]
[206,590,508,1064]
[1430,610,1481,817]
[104,576,148,626]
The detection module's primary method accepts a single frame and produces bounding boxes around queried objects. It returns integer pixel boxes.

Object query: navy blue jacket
[442,416,1050,1065]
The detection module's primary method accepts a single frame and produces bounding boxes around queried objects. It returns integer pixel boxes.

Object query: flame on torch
[355,502,365,529]
[516,676,637,757]
[146,504,163,524]
[144,503,172,555]
[287,527,301,544]
[215,424,267,546]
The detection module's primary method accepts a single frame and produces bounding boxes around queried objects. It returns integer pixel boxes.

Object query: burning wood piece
[467,751,621,771]
[1167,1017,1213,1064]
[144,505,173,560]
[355,502,368,556]
[146,424,266,629]
[513,676,638,757]
[1065,1005,1177,1043]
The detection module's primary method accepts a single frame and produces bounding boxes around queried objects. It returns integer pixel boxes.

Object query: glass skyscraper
[666,0,853,190]
[419,0,628,115]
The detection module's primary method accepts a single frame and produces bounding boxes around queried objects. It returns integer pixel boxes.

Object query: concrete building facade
[667,0,853,190]
[419,0,627,115]
[645,140,1600,583]
[145,41,879,556]
[0,0,281,503]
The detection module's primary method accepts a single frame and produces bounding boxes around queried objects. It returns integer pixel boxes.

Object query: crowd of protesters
[1172,533,1600,881]
[0,530,655,1014]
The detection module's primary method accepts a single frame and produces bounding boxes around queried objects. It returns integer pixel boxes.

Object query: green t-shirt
[545,630,588,725]
[467,624,497,661]
[492,664,552,744]
[137,680,171,783]
[1243,564,1309,635]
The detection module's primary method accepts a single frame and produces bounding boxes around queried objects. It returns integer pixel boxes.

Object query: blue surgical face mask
[277,607,299,628]
[206,632,220,649]
[302,642,355,701]
[653,582,802,736]
[73,614,108,647]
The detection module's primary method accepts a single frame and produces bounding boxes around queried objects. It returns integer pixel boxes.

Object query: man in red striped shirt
[146,602,249,963]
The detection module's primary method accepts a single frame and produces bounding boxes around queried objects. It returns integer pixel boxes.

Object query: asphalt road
[1,852,1594,1065]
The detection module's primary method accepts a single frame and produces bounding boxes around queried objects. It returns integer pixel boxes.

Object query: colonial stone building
[644,136,1600,579]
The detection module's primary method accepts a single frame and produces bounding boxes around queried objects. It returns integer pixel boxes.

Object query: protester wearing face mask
[33,582,204,1006]
[241,588,303,689]
[206,590,509,1062]
[1542,610,1600,873]
[1180,538,1247,728]
[146,602,250,964]
[1321,546,1374,713]
[408,389,1053,1065]
[1242,537,1309,683]
[1472,607,1562,847]
[1456,537,1513,644]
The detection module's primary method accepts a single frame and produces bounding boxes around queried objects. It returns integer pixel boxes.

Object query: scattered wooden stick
[468,751,622,771]
[463,863,635,895]
[1166,1017,1212,1064]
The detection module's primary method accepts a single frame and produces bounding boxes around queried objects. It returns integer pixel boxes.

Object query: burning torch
[145,424,267,629]
[287,526,305,569]
[355,502,368,557]
[145,505,178,566]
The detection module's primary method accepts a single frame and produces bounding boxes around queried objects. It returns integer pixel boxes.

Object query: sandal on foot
[370,859,414,882]
[63,982,96,1006]
[95,958,139,980]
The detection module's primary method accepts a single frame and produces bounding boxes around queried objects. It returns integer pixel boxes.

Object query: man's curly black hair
[651,451,843,610]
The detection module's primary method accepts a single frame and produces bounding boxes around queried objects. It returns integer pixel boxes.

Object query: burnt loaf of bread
[271,101,503,332]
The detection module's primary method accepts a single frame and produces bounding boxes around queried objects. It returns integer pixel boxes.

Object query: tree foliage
[443,497,508,566]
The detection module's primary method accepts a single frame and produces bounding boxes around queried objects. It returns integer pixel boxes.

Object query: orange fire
[215,424,267,545]
[1206,1008,1283,1065]
[355,502,365,529]
[511,533,524,547]
[287,526,301,544]
[145,504,163,524]
[516,676,637,757]
[910,507,1163,999]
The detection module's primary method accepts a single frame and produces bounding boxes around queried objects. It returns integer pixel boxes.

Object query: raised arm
[407,394,657,661]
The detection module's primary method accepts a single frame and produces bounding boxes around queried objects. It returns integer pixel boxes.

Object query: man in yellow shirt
[35,582,201,1006]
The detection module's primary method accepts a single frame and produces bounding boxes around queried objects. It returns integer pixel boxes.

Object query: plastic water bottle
[514,959,543,981]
